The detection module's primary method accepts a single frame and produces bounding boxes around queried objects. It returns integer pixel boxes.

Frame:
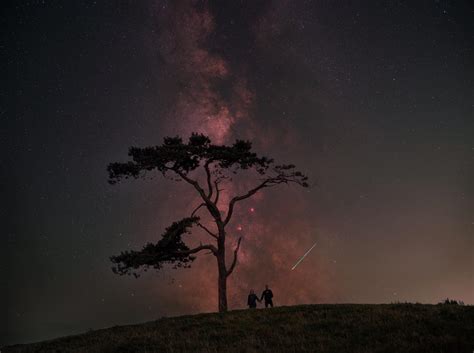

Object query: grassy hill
[4,304,473,353]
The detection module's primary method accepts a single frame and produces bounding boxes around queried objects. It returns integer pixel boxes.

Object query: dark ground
[3,304,474,353]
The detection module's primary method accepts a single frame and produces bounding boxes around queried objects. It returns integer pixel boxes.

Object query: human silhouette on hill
[247,289,260,309]
[260,284,274,308]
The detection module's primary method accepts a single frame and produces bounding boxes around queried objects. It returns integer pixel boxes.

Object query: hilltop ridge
[4,304,473,353]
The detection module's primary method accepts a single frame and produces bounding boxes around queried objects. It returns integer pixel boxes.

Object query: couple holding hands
[247,284,274,309]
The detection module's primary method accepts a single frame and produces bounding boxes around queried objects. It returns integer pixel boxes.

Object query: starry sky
[2,0,473,346]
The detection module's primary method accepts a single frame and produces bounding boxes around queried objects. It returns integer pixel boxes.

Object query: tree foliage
[111,217,204,277]
[107,134,308,187]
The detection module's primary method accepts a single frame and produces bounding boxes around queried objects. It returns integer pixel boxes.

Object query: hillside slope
[4,304,474,353]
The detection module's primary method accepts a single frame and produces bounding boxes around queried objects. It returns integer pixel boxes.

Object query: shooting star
[291,242,317,270]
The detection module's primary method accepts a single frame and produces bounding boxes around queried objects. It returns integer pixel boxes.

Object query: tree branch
[174,243,217,256]
[176,170,222,222]
[213,180,222,205]
[196,222,218,239]
[226,237,242,277]
[223,167,308,226]
[204,161,213,199]
[190,203,218,240]
[224,180,269,225]
[191,203,206,217]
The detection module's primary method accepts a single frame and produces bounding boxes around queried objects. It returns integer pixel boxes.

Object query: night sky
[3,0,473,346]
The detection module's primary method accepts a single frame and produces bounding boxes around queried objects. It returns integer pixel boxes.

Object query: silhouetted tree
[107,133,308,312]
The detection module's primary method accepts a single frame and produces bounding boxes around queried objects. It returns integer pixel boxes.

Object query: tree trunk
[217,254,227,312]
[217,227,227,312]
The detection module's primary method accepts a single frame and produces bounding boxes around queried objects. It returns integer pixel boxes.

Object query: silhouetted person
[247,289,260,309]
[260,284,274,308]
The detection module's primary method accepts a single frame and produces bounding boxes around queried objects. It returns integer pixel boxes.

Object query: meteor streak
[291,242,317,270]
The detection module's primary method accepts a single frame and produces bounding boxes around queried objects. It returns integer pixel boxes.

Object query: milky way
[144,0,329,312]
[153,1,254,143]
